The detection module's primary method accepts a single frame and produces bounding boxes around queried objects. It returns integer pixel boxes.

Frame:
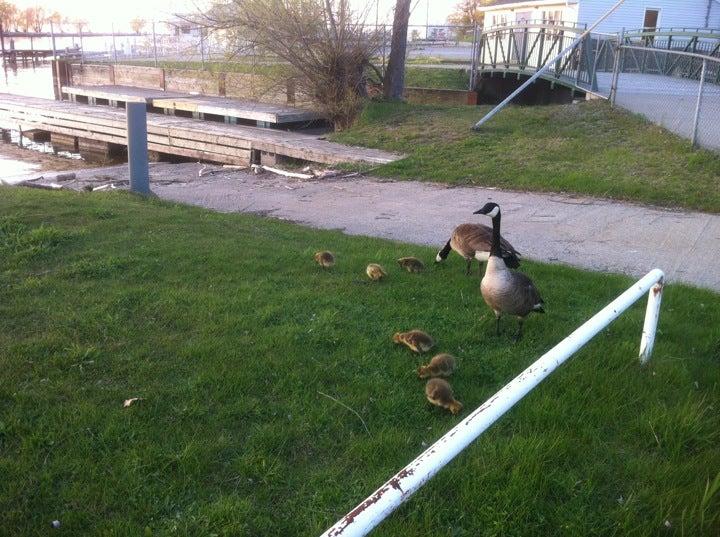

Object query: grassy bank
[331,100,720,213]
[118,60,470,90]
[1,189,719,535]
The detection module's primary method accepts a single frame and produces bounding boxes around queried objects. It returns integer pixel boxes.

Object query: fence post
[199,27,205,68]
[0,21,6,71]
[126,102,150,195]
[79,27,84,64]
[50,21,57,60]
[112,24,118,63]
[152,21,158,67]
[691,58,707,147]
[609,43,622,105]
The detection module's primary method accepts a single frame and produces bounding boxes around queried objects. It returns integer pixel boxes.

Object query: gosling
[392,330,435,353]
[425,378,463,415]
[314,251,335,269]
[366,263,387,281]
[397,257,425,273]
[417,353,456,379]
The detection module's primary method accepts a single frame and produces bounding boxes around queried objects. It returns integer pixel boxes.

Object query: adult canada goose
[474,202,544,341]
[435,222,521,276]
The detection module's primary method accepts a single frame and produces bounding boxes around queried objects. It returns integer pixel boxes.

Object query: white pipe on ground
[321,268,665,537]
[473,0,627,130]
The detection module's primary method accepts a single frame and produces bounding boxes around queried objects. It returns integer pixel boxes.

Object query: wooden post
[0,21,6,71]
[218,72,226,96]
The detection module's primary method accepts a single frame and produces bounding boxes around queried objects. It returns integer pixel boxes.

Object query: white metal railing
[321,268,665,537]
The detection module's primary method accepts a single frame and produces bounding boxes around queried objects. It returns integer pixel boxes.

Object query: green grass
[405,67,470,90]
[1,189,719,536]
[331,100,720,213]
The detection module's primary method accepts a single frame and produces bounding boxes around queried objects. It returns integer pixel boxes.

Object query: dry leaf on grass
[123,397,144,408]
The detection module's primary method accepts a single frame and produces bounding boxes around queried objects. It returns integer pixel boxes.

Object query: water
[1,64,54,99]
[1,64,86,176]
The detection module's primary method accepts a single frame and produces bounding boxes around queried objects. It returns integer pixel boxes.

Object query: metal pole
[691,58,707,147]
[199,27,205,68]
[152,21,158,67]
[0,21,6,71]
[126,102,151,195]
[112,24,118,63]
[321,268,665,537]
[473,0,627,130]
[50,21,57,60]
[79,27,84,64]
[639,279,664,364]
[609,44,622,105]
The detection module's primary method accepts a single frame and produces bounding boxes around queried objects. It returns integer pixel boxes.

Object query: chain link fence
[609,46,720,152]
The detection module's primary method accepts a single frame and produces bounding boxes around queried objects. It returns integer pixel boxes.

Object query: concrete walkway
[4,162,720,292]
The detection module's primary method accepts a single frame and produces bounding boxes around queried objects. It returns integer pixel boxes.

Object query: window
[542,10,563,25]
[643,8,660,31]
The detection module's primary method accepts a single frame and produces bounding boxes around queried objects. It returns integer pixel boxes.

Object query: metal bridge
[469,22,720,150]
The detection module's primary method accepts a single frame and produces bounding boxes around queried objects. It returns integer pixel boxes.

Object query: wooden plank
[0,110,252,159]
[62,85,191,104]
[151,95,323,124]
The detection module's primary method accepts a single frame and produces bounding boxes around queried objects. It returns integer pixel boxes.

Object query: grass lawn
[1,189,719,536]
[331,100,720,213]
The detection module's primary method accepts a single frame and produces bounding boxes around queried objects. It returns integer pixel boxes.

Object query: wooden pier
[63,85,324,126]
[0,93,402,166]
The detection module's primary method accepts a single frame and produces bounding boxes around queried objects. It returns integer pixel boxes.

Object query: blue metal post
[126,102,150,194]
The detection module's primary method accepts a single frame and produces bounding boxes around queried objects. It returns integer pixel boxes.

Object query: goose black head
[473,202,501,218]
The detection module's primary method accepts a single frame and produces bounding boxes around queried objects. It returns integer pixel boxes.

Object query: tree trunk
[383,0,411,100]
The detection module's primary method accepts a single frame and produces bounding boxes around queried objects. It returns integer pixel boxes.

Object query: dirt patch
[0,140,99,174]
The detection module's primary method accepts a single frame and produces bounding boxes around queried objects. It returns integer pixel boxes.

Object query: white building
[480,0,720,33]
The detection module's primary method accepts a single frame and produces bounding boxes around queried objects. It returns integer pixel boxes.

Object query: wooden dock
[152,95,323,125]
[63,84,324,125]
[0,93,402,166]
[62,85,190,104]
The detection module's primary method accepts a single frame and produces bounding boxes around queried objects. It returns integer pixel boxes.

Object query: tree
[31,6,45,33]
[47,11,62,31]
[196,0,381,129]
[0,1,16,31]
[130,17,146,34]
[383,0,410,100]
[18,7,34,32]
[447,0,491,36]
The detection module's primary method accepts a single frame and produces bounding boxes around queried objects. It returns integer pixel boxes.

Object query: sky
[10,0,457,30]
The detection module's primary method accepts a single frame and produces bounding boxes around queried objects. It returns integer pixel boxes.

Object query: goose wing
[511,271,545,313]
[454,224,522,267]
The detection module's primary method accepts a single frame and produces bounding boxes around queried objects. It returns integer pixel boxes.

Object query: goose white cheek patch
[488,206,500,218]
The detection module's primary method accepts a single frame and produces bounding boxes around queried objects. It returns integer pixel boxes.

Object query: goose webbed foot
[512,319,524,343]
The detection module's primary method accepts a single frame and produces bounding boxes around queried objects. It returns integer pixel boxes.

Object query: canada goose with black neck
[435,222,520,276]
[474,202,544,341]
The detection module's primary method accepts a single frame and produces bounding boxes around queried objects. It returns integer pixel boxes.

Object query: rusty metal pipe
[321,268,665,537]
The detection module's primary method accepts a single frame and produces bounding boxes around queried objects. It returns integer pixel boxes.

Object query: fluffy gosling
[392,330,435,353]
[417,353,456,379]
[425,378,463,415]
[366,263,387,281]
[397,256,425,273]
[314,251,335,269]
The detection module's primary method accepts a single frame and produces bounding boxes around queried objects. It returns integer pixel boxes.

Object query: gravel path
[5,162,719,292]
